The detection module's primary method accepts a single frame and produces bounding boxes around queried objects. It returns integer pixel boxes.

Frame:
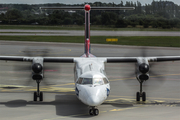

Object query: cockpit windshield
[82,78,92,84]
[93,78,103,85]
[77,77,109,85]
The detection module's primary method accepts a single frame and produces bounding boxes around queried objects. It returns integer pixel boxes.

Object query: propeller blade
[122,47,167,88]
[13,47,56,86]
[22,47,50,57]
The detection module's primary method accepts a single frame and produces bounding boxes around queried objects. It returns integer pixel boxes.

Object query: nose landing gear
[136,81,146,101]
[33,80,43,101]
[89,107,99,116]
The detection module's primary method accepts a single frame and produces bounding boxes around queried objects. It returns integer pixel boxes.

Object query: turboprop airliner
[1,4,180,116]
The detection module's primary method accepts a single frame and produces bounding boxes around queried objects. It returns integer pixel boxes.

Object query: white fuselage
[74,59,110,106]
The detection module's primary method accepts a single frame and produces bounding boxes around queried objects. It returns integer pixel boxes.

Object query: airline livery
[1,4,180,116]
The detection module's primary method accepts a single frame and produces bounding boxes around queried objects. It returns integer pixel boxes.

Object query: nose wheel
[33,80,43,101]
[136,81,146,101]
[136,92,146,101]
[89,107,99,116]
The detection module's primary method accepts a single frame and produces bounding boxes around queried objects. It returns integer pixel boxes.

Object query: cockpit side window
[77,77,83,84]
[103,78,109,84]
[82,78,92,84]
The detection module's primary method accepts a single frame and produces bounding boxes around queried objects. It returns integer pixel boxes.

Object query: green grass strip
[0,36,180,47]
[1,25,180,31]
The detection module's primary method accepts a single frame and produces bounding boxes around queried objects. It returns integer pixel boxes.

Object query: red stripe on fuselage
[86,38,90,57]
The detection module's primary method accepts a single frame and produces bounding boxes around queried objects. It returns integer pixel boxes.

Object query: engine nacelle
[135,58,150,82]
[136,73,149,81]
[32,74,43,80]
[136,58,150,74]
[31,57,44,80]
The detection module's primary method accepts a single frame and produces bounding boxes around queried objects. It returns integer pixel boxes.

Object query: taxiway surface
[0,41,180,120]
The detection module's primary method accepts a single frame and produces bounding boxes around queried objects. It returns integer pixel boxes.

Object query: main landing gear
[34,80,43,101]
[89,107,99,116]
[136,81,146,101]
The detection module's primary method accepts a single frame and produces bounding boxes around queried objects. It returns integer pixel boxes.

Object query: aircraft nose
[87,95,102,106]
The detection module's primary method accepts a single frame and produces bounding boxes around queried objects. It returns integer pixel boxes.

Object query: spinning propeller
[125,47,166,83]
[140,47,166,81]
[13,48,59,86]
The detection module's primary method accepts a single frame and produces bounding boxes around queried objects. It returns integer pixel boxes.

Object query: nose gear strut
[33,80,43,101]
[136,81,146,101]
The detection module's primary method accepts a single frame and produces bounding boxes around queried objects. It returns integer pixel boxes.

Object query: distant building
[0,11,7,14]
[0,7,8,14]
[0,7,8,10]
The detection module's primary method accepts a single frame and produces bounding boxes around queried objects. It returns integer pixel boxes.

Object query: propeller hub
[139,63,149,74]
[32,63,43,73]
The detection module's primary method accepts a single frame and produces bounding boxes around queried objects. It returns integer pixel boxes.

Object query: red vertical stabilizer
[81,4,96,58]
[84,4,91,57]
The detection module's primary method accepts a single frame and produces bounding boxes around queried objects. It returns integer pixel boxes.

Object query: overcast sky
[1,0,180,5]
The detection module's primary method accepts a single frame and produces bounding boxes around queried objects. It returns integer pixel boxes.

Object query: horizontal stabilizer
[40,7,135,10]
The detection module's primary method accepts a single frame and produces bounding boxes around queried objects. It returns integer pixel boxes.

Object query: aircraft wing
[106,56,180,63]
[0,56,180,63]
[0,56,75,63]
[0,56,27,61]
[148,56,180,62]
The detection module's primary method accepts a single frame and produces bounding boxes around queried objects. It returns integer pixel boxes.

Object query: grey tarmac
[0,41,180,120]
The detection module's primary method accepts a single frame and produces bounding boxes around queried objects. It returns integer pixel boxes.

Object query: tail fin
[84,4,91,57]
[40,5,135,58]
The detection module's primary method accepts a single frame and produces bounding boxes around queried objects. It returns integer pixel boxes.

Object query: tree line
[0,1,180,28]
